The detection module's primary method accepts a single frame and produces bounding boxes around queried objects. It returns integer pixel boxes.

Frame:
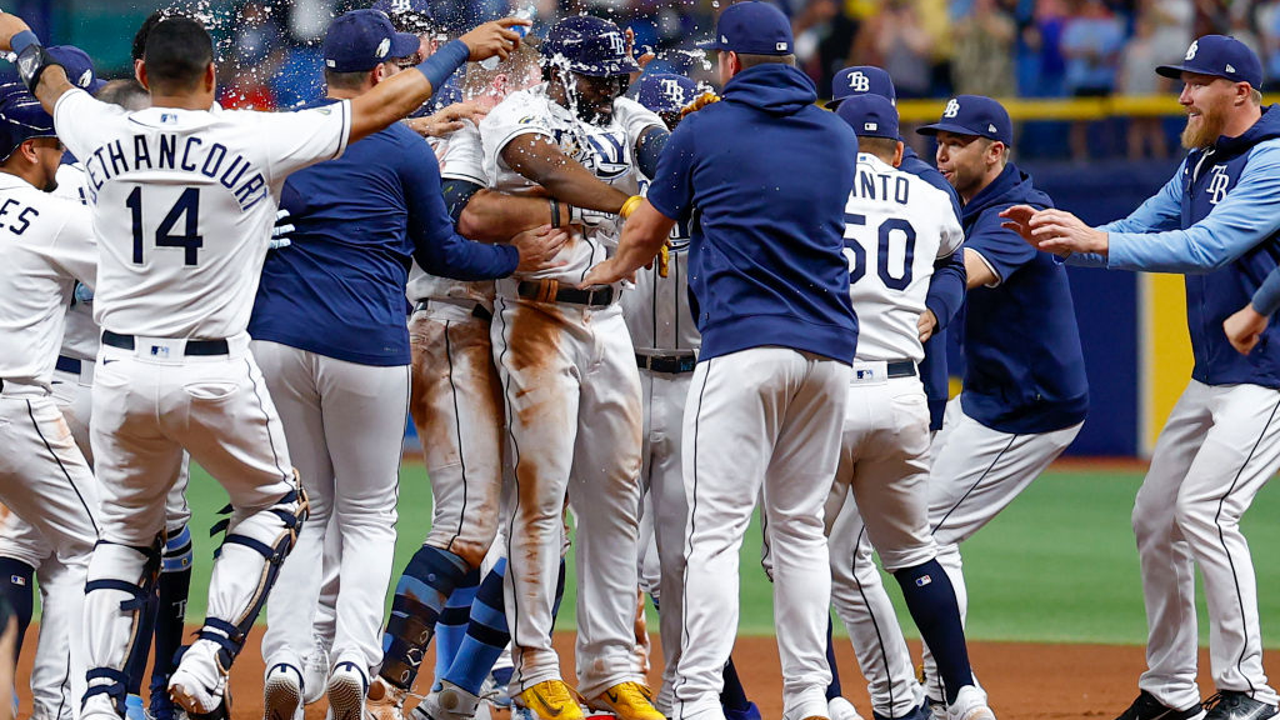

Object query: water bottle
[480,3,534,70]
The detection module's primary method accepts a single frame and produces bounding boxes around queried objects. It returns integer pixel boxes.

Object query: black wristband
[550,198,561,229]
[16,44,62,94]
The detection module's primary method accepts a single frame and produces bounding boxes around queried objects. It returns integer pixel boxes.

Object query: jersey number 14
[127,187,204,266]
[843,213,916,290]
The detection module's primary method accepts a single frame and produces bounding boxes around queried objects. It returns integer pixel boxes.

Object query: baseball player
[912,95,1088,711]
[1004,35,1280,720]
[820,65,965,720]
[583,5,857,720]
[0,88,100,720]
[0,8,524,718]
[480,14,670,720]
[825,95,992,720]
[619,70,766,720]
[255,12,562,720]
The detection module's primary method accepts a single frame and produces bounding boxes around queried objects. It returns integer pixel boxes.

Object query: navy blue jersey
[901,146,964,429]
[1091,106,1280,388]
[647,64,858,364]
[249,99,517,366]
[959,163,1089,434]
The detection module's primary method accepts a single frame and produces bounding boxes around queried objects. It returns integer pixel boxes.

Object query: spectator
[854,0,934,98]
[1146,0,1193,64]
[1060,0,1125,159]
[1117,15,1169,159]
[952,0,1017,96]
[1262,0,1280,89]
[1019,0,1069,97]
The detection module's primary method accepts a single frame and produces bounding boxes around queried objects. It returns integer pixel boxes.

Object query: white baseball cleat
[263,663,304,720]
[302,641,330,706]
[414,680,483,720]
[366,676,409,720]
[829,697,866,720]
[328,661,371,720]
[945,686,995,720]
[168,640,229,717]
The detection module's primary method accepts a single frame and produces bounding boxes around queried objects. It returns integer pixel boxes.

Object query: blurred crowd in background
[196,0,1280,158]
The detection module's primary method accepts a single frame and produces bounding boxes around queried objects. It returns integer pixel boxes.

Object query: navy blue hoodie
[647,64,858,363]
[959,163,1090,434]
[1094,105,1280,387]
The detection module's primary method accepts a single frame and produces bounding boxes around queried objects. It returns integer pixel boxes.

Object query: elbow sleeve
[441,179,483,226]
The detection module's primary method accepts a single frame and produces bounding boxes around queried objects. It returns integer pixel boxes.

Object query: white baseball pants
[633,367,693,715]
[1134,380,1280,710]
[255,340,409,675]
[0,386,99,719]
[491,296,644,700]
[674,348,850,720]
[919,396,1081,701]
[86,333,303,716]
[825,373,936,719]
[410,302,504,569]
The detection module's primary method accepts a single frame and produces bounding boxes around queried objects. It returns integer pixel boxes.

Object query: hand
[270,209,294,250]
[0,12,32,53]
[1224,304,1270,355]
[625,27,655,81]
[405,101,489,138]
[460,17,530,63]
[918,309,938,342]
[571,206,620,237]
[579,257,636,288]
[511,224,569,273]
[1000,206,1108,258]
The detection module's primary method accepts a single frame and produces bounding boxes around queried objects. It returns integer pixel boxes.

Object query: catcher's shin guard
[379,545,469,690]
[82,538,164,716]
[201,482,308,668]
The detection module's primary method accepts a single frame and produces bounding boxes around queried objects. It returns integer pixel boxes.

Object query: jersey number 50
[843,213,916,291]
[127,187,204,266]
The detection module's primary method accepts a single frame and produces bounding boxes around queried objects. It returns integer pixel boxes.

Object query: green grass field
[176,464,1280,647]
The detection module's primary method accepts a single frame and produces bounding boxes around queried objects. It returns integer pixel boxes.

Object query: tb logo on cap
[660,78,686,104]
[943,98,960,119]
[1186,40,1198,61]
[848,71,870,92]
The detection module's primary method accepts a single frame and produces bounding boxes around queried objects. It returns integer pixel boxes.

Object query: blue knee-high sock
[550,557,566,624]
[720,657,751,711]
[380,545,470,690]
[825,616,843,700]
[443,558,510,695]
[0,558,34,660]
[894,560,971,705]
[149,526,193,715]
[433,568,480,691]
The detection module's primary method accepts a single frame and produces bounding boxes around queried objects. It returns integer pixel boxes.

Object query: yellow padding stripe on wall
[1141,273,1194,456]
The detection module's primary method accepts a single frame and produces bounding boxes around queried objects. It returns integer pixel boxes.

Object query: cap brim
[390,31,421,60]
[571,58,643,77]
[696,38,730,51]
[1155,63,1192,79]
[88,78,108,96]
[825,96,846,110]
[916,121,982,137]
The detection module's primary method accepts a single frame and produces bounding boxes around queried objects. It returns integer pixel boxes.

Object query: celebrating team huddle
[0,3,1278,720]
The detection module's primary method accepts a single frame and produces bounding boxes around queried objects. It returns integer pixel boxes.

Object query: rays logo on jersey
[551,127,630,181]
[1206,164,1231,205]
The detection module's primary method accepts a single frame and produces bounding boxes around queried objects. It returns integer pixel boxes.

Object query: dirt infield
[16,628,1275,720]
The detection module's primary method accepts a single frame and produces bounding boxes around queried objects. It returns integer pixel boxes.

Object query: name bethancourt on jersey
[81,134,268,211]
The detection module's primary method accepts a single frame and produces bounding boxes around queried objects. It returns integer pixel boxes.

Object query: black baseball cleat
[1115,691,1205,720]
[1202,692,1279,720]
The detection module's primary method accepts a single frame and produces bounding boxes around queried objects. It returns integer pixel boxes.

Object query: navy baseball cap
[47,45,107,96]
[917,95,1013,145]
[0,91,56,162]
[836,94,898,140]
[324,9,421,73]
[543,16,639,78]
[700,2,793,56]
[1156,35,1263,88]
[828,66,895,109]
[630,72,698,115]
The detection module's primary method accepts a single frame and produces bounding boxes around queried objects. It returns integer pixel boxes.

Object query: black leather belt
[886,360,916,378]
[102,330,229,356]
[517,280,614,307]
[55,355,82,374]
[414,299,493,321]
[636,353,698,374]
